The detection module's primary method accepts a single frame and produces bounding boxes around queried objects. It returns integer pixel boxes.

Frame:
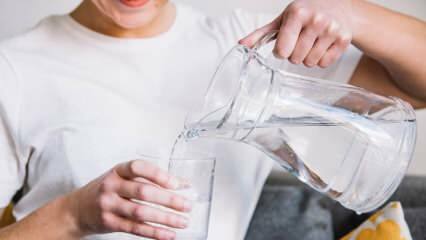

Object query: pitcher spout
[185,45,274,141]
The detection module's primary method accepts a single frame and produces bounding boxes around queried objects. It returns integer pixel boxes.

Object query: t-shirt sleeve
[215,9,362,84]
[0,50,24,208]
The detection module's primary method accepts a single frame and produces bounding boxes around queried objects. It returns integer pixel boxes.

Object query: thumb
[238,17,281,48]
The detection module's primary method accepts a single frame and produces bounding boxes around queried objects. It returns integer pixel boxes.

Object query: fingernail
[292,59,301,64]
[305,62,314,68]
[183,200,193,212]
[179,178,191,189]
[179,217,189,228]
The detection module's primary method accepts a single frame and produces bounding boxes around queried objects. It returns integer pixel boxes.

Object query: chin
[91,0,168,29]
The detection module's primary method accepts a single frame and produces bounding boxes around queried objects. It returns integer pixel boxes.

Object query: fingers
[318,34,351,68]
[101,212,177,240]
[318,43,343,68]
[240,3,351,68]
[115,160,180,189]
[112,197,189,230]
[243,0,353,67]
[95,166,191,238]
[289,28,319,64]
[117,180,192,212]
[132,222,176,240]
[304,35,335,67]
[290,13,330,64]
[239,17,281,48]
[275,14,350,67]
[273,10,307,59]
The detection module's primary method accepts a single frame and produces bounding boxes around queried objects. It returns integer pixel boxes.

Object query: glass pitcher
[180,33,417,213]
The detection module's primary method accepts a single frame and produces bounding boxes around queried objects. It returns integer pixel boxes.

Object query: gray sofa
[246,175,426,240]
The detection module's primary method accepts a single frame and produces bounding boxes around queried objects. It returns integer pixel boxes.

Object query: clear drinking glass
[168,155,216,240]
[182,33,417,213]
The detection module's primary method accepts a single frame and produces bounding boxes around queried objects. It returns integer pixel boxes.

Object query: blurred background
[0,0,425,40]
[0,0,424,175]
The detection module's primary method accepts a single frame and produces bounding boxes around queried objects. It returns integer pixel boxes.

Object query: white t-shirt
[0,3,361,240]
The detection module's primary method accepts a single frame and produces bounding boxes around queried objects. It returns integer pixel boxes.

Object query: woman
[0,0,424,239]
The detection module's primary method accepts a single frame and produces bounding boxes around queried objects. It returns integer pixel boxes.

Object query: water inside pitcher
[173,34,417,213]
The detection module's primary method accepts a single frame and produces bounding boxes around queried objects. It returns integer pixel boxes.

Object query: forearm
[0,196,83,240]
[351,0,426,100]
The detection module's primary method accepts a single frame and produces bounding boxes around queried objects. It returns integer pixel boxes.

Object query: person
[0,0,424,239]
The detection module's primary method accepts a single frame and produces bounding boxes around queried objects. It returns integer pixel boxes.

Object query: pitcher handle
[252,30,279,51]
[252,30,290,73]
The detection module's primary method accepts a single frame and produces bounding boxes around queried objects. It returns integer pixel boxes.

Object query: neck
[70,0,176,38]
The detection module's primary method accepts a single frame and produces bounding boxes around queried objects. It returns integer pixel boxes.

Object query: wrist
[55,194,87,238]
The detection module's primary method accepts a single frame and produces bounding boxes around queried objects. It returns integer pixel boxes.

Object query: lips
[119,0,150,8]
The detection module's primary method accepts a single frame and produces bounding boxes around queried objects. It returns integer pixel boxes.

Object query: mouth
[119,0,150,8]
